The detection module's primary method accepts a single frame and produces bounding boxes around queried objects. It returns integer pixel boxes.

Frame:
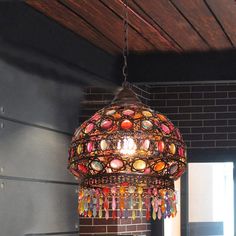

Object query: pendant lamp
[68,0,187,221]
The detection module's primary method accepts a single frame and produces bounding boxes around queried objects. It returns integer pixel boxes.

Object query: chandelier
[68,1,187,221]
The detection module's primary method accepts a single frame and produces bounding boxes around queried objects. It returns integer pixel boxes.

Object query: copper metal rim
[80,173,175,191]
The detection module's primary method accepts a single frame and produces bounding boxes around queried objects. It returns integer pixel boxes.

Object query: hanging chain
[122,0,129,84]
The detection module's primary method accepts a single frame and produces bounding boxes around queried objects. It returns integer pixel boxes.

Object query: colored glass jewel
[106,109,116,116]
[142,110,152,117]
[157,141,165,152]
[170,164,178,175]
[142,120,153,130]
[141,139,150,150]
[158,114,167,122]
[168,122,174,131]
[113,113,121,119]
[175,129,181,139]
[133,159,146,170]
[169,143,176,154]
[100,140,108,151]
[134,113,142,119]
[161,124,170,134]
[110,159,123,169]
[87,142,94,152]
[121,119,133,130]
[91,161,103,172]
[69,85,187,221]
[101,119,113,129]
[154,162,165,172]
[77,144,83,155]
[178,147,184,157]
[123,109,134,116]
[85,123,94,134]
[144,168,151,174]
[78,164,88,174]
[90,113,101,121]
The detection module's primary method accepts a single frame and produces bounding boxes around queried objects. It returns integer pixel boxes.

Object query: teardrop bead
[132,209,136,220]
[158,207,162,219]
[152,210,157,220]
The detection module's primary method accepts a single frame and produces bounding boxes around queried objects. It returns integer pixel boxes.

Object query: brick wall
[78,81,236,235]
[148,82,236,150]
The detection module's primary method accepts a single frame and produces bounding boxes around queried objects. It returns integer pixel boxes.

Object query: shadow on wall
[0,1,120,84]
[0,38,116,89]
[126,49,236,83]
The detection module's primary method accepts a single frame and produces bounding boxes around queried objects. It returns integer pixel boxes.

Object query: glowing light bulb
[118,137,137,155]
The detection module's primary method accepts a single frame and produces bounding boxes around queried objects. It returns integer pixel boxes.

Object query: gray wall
[0,57,83,236]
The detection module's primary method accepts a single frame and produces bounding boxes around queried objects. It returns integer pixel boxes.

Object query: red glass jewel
[85,123,94,134]
[161,124,170,134]
[158,141,165,152]
[78,164,88,174]
[178,147,184,157]
[168,122,174,131]
[175,129,181,139]
[90,113,101,121]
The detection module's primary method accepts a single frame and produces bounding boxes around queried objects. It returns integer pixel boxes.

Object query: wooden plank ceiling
[26,0,236,54]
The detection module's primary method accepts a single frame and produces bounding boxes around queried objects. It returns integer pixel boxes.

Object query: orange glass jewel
[154,162,165,172]
[121,119,133,130]
[158,114,167,122]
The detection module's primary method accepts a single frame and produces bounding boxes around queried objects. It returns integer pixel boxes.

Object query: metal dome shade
[68,85,187,220]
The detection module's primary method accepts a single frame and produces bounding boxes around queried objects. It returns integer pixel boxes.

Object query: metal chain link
[122,0,129,84]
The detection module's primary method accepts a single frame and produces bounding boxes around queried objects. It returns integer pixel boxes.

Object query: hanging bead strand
[128,186,136,220]
[111,186,117,220]
[103,187,110,220]
[137,186,143,218]
[99,190,103,218]
[119,186,125,218]
[145,188,151,220]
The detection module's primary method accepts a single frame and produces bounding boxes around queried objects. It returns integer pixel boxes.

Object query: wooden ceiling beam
[61,0,156,53]
[100,0,180,52]
[26,0,120,54]
[129,0,184,51]
[204,0,236,47]
[134,0,209,51]
[170,0,232,49]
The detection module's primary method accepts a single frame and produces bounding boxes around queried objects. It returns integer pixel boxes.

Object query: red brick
[137,224,147,231]
[80,226,106,233]
[79,218,92,225]
[132,217,142,224]
[127,225,137,231]
[119,218,131,224]
[107,225,118,232]
[94,218,118,225]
